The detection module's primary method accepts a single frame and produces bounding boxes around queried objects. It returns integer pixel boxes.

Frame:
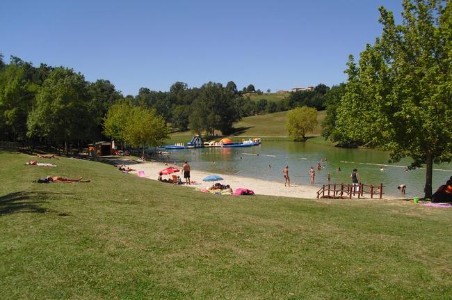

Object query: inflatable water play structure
[163,136,261,150]
[221,137,261,148]
[187,135,203,148]
[163,135,204,150]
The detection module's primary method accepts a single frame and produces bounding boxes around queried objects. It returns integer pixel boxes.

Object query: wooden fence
[317,183,384,199]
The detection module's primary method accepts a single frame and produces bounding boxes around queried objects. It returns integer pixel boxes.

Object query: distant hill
[168,110,326,143]
[233,110,325,138]
[244,92,289,102]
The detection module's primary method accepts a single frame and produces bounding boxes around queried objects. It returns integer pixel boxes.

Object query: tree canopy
[0,51,334,153]
[27,67,94,152]
[286,106,318,141]
[333,0,451,198]
[103,102,168,155]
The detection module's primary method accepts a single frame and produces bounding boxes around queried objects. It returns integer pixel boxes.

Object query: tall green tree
[336,0,451,198]
[87,79,122,140]
[286,106,318,141]
[104,102,168,155]
[123,106,169,156]
[0,53,5,70]
[189,82,242,136]
[103,101,133,143]
[0,62,34,141]
[27,67,92,152]
[322,84,346,142]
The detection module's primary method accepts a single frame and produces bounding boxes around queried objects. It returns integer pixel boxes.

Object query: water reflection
[162,141,451,198]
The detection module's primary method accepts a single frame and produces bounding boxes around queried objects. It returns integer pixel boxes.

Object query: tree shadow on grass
[0,191,66,216]
[230,126,253,136]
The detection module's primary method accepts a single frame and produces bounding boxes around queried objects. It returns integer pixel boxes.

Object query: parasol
[202,174,224,182]
[159,166,180,175]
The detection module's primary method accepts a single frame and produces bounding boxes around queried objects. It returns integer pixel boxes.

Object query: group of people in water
[282,159,330,187]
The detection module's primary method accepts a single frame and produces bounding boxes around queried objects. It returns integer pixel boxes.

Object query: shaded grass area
[1,152,451,299]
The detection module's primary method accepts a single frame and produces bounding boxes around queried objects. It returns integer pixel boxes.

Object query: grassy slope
[1,152,451,299]
[168,110,326,143]
[234,110,325,138]
[245,92,289,102]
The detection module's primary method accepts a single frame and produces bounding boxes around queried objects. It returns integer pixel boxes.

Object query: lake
[158,140,451,198]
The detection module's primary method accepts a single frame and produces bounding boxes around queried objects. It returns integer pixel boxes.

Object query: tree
[123,106,168,156]
[0,53,5,70]
[245,84,255,93]
[27,67,92,153]
[286,85,329,110]
[189,82,242,136]
[171,105,190,131]
[0,62,34,141]
[87,79,122,141]
[226,81,238,94]
[322,84,348,143]
[103,101,132,143]
[286,106,318,141]
[335,0,451,198]
[104,102,169,155]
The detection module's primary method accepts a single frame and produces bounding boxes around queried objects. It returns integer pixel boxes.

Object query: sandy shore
[127,160,330,199]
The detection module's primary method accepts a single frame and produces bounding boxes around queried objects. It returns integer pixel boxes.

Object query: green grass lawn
[1,152,450,299]
[168,110,326,143]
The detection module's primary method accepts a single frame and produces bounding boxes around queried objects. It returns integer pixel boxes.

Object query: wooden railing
[316,183,384,199]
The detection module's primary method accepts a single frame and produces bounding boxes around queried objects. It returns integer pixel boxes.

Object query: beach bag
[37,178,50,183]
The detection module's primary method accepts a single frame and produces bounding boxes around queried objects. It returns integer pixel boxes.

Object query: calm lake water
[159,140,451,198]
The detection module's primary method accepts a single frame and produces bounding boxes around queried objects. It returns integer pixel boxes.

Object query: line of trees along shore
[0,54,330,150]
[0,0,449,198]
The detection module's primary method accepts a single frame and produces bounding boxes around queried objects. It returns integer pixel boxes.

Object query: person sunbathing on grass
[37,154,57,159]
[35,176,90,183]
[117,164,135,172]
[26,160,57,167]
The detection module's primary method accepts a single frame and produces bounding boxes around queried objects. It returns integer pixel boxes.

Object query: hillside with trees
[0,53,332,152]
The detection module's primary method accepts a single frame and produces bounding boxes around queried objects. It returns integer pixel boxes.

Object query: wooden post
[379,183,383,199]
[333,184,337,198]
[370,185,374,199]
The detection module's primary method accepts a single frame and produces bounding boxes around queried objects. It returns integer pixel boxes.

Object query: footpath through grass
[1,152,451,299]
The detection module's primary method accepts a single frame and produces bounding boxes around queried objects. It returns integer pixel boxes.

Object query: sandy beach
[128,160,333,199]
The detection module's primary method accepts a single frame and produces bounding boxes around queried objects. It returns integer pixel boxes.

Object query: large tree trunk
[424,153,433,199]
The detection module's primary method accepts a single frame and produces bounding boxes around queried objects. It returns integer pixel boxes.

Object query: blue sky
[1,0,403,95]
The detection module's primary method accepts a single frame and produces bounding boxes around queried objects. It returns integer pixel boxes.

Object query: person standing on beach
[182,161,191,184]
[283,165,290,187]
[351,168,360,194]
[309,166,315,184]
